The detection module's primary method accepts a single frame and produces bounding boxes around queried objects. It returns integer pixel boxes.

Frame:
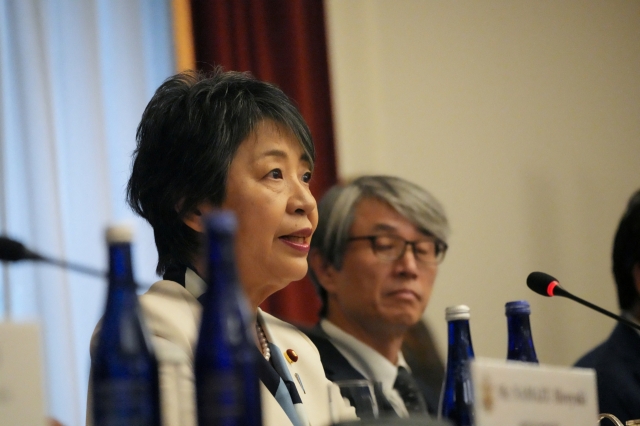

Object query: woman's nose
[290,180,317,216]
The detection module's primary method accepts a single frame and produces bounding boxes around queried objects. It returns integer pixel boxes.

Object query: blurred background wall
[324,0,640,366]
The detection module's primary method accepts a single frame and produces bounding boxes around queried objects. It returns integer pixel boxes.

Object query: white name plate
[0,322,47,426]
[471,357,598,426]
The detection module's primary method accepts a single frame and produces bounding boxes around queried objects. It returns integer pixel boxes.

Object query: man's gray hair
[309,175,450,317]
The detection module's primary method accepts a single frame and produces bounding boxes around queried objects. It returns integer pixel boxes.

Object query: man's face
[321,198,439,335]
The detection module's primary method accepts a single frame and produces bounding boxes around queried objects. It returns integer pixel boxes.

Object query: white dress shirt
[320,319,411,417]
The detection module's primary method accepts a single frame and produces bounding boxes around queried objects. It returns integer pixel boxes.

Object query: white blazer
[88,279,356,426]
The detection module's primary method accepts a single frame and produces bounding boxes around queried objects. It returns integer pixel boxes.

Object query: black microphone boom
[0,236,43,261]
[0,235,106,278]
[527,271,640,332]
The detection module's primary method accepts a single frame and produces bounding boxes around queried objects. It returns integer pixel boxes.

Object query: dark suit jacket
[574,322,640,423]
[303,325,440,417]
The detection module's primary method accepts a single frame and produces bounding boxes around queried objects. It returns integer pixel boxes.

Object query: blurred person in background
[306,175,449,418]
[575,188,640,423]
[88,68,355,426]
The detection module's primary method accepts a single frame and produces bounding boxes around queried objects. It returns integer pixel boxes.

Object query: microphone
[527,271,640,332]
[0,236,43,261]
[0,235,106,278]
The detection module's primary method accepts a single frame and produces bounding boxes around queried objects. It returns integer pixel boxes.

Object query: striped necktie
[393,366,427,415]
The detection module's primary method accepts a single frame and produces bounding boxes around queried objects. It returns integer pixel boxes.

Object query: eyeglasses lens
[372,236,441,263]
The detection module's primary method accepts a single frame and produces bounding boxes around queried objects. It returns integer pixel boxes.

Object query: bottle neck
[205,232,239,299]
[447,319,475,360]
[108,242,135,290]
[507,313,533,337]
[506,312,538,362]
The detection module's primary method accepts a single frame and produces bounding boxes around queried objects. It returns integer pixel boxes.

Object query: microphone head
[527,271,561,297]
[0,236,42,261]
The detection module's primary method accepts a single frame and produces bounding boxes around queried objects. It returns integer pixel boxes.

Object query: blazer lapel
[257,309,312,425]
[258,311,312,425]
[260,382,294,426]
[257,309,357,425]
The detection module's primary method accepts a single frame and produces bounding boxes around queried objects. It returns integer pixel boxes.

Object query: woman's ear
[182,202,215,232]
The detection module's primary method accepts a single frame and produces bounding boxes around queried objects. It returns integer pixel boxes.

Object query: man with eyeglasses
[305,175,449,419]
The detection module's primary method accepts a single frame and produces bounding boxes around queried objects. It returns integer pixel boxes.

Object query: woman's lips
[279,235,311,253]
[278,228,312,253]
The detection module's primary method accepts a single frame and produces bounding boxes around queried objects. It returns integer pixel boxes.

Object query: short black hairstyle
[127,68,314,274]
[612,189,640,311]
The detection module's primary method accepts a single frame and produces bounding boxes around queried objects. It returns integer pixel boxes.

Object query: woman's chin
[270,266,309,289]
[288,263,310,283]
[241,261,309,303]
[272,258,309,282]
[278,271,308,288]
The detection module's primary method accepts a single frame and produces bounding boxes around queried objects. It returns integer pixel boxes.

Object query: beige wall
[324,0,640,366]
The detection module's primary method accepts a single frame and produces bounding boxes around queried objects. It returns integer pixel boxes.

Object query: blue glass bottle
[505,300,539,363]
[439,305,475,426]
[195,211,262,426]
[91,225,161,426]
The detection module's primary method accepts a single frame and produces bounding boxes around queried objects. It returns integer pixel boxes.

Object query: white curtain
[0,0,174,424]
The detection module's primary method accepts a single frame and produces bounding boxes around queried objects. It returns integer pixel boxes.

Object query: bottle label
[93,378,157,425]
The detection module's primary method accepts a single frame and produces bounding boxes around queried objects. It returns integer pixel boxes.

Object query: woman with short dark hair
[89,69,355,426]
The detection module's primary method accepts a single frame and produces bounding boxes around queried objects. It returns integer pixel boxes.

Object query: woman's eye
[302,171,312,183]
[269,169,283,179]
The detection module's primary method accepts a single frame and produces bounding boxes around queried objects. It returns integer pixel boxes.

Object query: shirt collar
[162,263,206,300]
[319,319,409,393]
[185,267,206,299]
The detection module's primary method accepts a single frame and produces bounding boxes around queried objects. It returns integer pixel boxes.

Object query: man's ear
[308,249,339,294]
[181,202,215,232]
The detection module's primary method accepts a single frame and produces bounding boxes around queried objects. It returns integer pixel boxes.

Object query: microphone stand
[35,255,105,278]
[1,236,106,319]
[553,286,640,333]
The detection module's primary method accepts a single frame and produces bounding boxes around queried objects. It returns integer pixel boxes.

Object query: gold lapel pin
[284,348,299,364]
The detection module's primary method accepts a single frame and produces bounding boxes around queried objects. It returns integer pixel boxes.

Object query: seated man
[305,175,450,418]
[574,189,640,423]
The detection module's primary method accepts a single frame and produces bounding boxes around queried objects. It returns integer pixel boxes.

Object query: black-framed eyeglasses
[346,234,448,264]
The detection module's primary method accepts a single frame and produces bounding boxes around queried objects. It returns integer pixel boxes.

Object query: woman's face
[221,120,318,309]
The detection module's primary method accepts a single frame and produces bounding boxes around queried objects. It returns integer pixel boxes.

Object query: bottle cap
[204,210,237,234]
[106,224,134,243]
[445,305,470,321]
[505,300,531,315]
